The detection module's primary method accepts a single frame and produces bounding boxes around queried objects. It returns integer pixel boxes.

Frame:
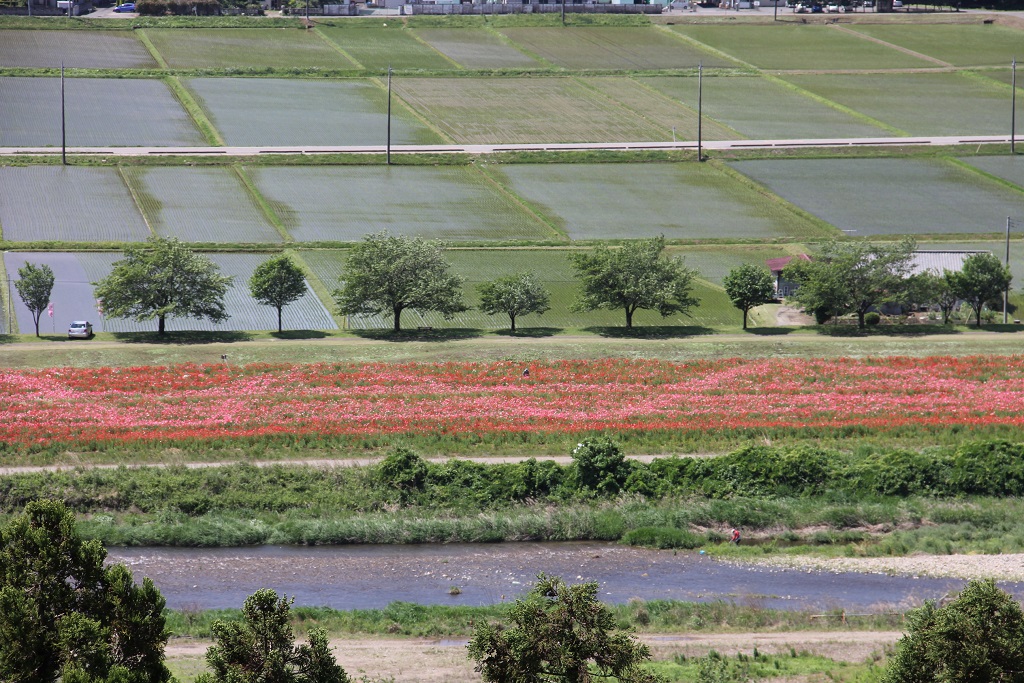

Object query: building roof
[766,254,810,273]
[910,250,991,276]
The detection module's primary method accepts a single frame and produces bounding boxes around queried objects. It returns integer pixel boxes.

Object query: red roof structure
[766,254,810,273]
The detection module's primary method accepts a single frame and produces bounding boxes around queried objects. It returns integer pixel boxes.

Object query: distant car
[826,3,839,10]
[810,2,823,10]
[112,2,135,11]
[68,321,93,339]
[892,0,902,5]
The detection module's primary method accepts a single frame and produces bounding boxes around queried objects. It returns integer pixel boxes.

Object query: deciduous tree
[14,262,55,337]
[723,263,775,330]
[570,236,698,329]
[333,232,467,333]
[93,237,233,335]
[0,500,171,683]
[468,573,663,683]
[197,589,348,683]
[883,579,1024,683]
[947,252,1012,328]
[249,255,308,333]
[477,272,551,333]
[785,239,916,329]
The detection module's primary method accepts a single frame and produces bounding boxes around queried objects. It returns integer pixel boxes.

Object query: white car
[68,321,93,339]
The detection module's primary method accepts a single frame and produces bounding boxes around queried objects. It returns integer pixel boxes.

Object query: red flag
[47,302,53,319]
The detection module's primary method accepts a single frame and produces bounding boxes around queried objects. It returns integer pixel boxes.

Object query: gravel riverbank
[744,553,1024,582]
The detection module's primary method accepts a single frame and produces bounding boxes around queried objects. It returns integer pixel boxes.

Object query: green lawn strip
[116,166,158,238]
[289,248,347,330]
[761,72,908,138]
[467,164,567,241]
[483,25,563,70]
[134,29,170,69]
[163,76,224,146]
[311,25,364,68]
[162,601,901,641]
[707,160,840,241]
[231,165,293,242]
[368,74,454,144]
[649,653,882,683]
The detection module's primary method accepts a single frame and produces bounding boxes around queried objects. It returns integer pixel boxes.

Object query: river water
[108,542,1018,612]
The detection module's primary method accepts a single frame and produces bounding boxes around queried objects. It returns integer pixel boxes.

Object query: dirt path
[166,631,902,682]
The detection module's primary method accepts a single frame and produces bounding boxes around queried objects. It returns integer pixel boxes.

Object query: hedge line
[3,439,1024,516]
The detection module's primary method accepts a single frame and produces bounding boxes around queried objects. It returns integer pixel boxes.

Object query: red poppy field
[3,356,1024,454]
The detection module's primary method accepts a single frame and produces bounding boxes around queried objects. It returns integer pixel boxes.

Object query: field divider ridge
[828,24,952,68]
[945,157,1024,197]
[764,72,907,138]
[570,76,674,142]
[117,166,158,238]
[311,27,365,69]
[373,77,455,145]
[624,74,746,142]
[232,165,294,243]
[134,29,170,70]
[290,249,349,330]
[407,28,465,70]
[652,25,747,72]
[0,255,15,336]
[469,164,568,242]
[487,28,563,71]
[710,159,841,241]
[163,76,226,147]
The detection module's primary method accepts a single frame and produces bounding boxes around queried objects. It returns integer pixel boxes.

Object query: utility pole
[386,65,392,166]
[561,0,566,25]
[61,61,67,166]
[697,62,704,162]
[1012,57,1017,155]
[1005,216,1011,324]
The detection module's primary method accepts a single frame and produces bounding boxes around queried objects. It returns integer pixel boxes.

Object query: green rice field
[496,26,734,70]
[317,26,456,70]
[671,24,931,70]
[0,166,151,243]
[393,77,675,144]
[730,158,1024,236]
[0,29,156,69]
[640,75,888,140]
[248,165,554,242]
[664,244,800,285]
[300,248,748,329]
[488,162,828,241]
[0,77,205,147]
[142,28,357,70]
[185,77,443,146]
[781,72,1014,136]
[121,166,283,243]
[414,28,543,69]
[843,24,1024,67]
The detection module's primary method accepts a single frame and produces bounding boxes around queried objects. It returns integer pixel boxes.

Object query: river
[107,542,1016,612]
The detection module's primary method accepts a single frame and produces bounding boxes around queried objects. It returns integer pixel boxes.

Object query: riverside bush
[11,439,1024,525]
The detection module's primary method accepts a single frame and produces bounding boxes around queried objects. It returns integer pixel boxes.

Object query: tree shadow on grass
[814,324,962,337]
[583,325,717,339]
[349,328,485,342]
[111,331,255,345]
[747,327,798,336]
[271,330,329,340]
[980,324,1024,333]
[492,327,561,338]
[0,334,17,345]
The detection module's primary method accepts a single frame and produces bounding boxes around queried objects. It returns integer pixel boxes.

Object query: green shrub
[136,0,220,15]
[377,447,428,496]
[864,311,881,325]
[571,438,630,495]
[620,526,704,550]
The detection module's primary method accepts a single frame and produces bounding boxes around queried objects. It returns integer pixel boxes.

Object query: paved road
[0,134,1017,157]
